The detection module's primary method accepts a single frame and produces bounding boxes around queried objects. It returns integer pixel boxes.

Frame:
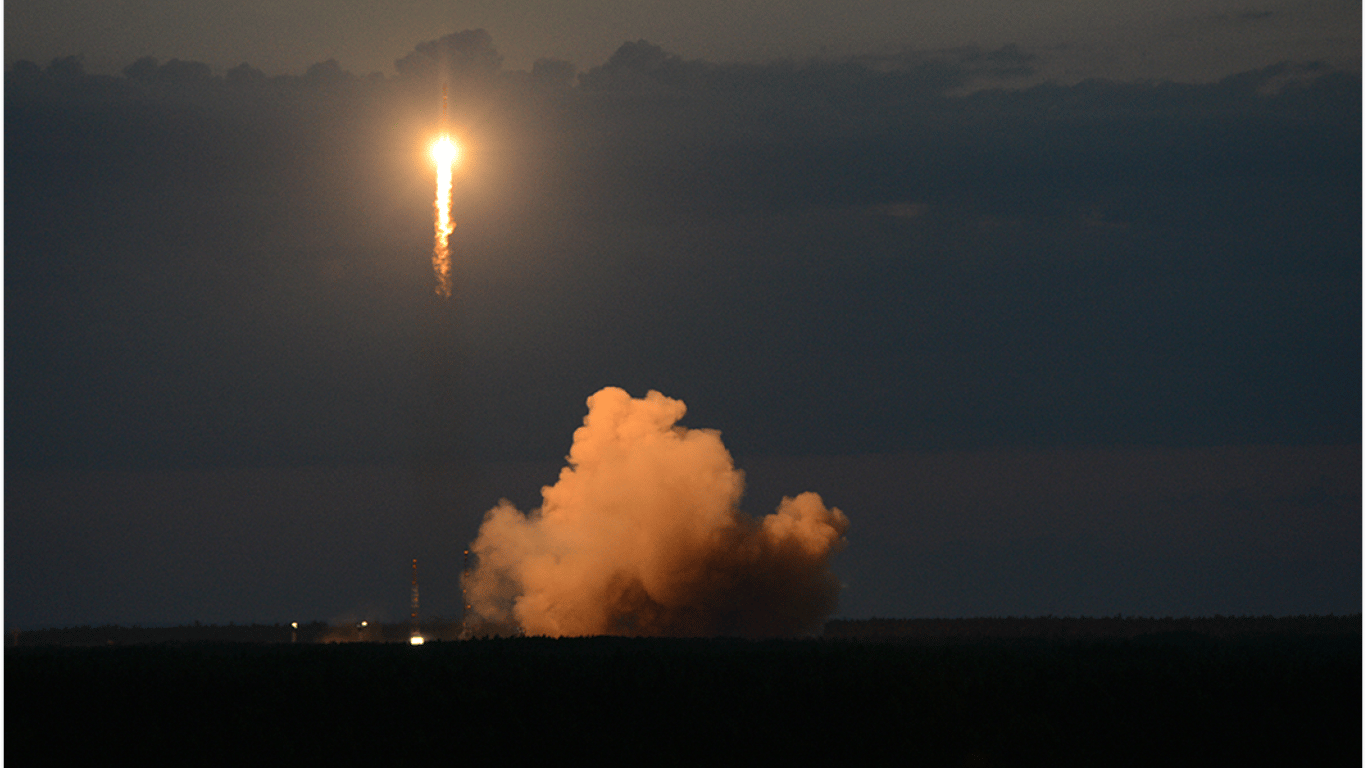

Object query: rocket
[441,83,449,133]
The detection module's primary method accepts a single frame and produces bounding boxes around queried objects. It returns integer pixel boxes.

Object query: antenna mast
[460,548,471,639]
[410,558,424,645]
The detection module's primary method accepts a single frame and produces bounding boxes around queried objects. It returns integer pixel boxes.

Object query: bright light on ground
[410,635,425,645]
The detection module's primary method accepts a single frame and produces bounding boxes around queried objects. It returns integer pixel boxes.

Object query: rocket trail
[430,84,456,298]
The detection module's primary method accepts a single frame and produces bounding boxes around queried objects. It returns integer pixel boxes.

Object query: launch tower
[410,559,424,645]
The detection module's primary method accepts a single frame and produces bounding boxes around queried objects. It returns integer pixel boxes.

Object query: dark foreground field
[8,619,1359,765]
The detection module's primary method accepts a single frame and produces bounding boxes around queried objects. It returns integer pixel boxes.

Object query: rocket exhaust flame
[430,82,456,297]
[430,135,457,297]
[462,388,850,638]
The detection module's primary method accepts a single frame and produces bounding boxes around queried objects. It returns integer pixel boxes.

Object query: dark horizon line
[12,612,1360,631]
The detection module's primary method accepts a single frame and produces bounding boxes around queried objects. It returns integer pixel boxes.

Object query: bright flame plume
[430,135,458,297]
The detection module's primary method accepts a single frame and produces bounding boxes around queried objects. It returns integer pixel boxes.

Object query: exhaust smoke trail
[430,134,457,297]
[463,388,850,638]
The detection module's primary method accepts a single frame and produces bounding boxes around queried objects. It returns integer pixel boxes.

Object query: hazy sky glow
[6,0,1360,79]
[5,2,1360,630]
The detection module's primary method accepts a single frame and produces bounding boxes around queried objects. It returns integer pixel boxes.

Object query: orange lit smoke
[463,388,850,638]
[430,136,457,297]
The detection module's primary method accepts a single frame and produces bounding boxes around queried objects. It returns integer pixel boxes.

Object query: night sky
[6,2,1361,631]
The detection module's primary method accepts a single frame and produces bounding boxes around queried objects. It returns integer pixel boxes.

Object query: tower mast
[410,558,424,645]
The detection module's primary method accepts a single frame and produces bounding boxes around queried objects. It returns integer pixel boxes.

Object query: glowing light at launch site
[430,135,458,298]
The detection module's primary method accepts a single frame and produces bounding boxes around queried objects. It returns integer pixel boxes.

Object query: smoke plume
[463,388,849,638]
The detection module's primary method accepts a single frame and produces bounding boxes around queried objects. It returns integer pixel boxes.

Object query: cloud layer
[6,38,1357,470]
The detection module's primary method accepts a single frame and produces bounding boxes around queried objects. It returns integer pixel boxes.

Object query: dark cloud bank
[6,33,1359,629]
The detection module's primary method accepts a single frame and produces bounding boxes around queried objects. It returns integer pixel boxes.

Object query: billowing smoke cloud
[463,387,849,638]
